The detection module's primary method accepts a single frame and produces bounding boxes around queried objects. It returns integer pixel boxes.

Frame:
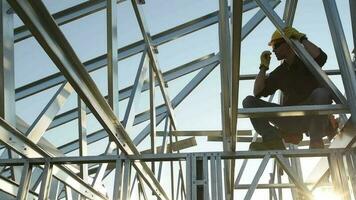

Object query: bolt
[6,8,14,15]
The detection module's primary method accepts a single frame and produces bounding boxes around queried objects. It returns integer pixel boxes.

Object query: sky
[9,0,356,199]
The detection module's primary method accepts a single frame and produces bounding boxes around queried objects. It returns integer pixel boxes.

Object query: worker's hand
[284,26,306,42]
[260,50,272,70]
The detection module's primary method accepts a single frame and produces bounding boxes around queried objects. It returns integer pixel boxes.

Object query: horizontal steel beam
[238,104,349,118]
[0,148,348,165]
[156,130,252,137]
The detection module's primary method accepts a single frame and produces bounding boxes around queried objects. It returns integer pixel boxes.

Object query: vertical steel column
[191,154,197,200]
[216,155,224,200]
[39,162,54,200]
[0,0,15,125]
[0,0,20,183]
[113,159,123,200]
[170,131,175,200]
[282,0,298,27]
[276,164,283,200]
[202,155,209,200]
[323,0,356,125]
[210,155,217,200]
[230,0,243,148]
[49,178,61,200]
[107,0,119,115]
[17,161,33,200]
[218,1,233,198]
[78,98,88,189]
[149,61,156,173]
[230,0,243,198]
[121,159,132,200]
[349,0,356,54]
[186,154,192,200]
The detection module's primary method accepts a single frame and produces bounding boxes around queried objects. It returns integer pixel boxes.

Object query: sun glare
[313,188,342,200]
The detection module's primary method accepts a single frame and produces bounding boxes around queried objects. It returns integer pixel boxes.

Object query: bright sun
[312,188,342,200]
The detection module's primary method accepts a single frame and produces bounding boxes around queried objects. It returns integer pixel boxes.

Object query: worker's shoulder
[270,62,287,75]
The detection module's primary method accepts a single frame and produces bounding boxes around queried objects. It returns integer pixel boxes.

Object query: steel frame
[1,0,356,200]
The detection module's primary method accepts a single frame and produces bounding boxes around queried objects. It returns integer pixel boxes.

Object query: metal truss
[1,0,356,200]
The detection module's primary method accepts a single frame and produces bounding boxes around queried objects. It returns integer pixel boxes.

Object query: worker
[243,27,334,150]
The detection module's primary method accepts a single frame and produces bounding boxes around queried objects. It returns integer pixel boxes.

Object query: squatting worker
[243,27,335,150]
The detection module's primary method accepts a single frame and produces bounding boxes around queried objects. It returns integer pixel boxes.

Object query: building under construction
[1,0,356,199]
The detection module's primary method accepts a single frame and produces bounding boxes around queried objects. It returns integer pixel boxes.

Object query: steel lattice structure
[1,0,356,199]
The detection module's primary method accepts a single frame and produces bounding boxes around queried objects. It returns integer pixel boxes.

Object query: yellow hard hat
[268,30,284,46]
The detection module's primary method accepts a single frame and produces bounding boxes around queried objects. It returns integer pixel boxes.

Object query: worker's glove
[260,50,272,70]
[284,26,307,42]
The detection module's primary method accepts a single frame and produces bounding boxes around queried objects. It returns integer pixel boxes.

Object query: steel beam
[323,0,356,124]
[107,0,119,115]
[7,1,168,199]
[238,104,348,118]
[78,98,89,184]
[149,59,156,173]
[0,118,107,199]
[350,0,356,53]
[1,0,21,183]
[16,161,33,200]
[38,162,53,200]
[282,0,298,26]
[26,82,73,143]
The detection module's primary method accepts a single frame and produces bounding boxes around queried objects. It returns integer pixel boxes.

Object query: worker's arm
[301,39,321,59]
[254,51,271,96]
[284,27,321,59]
[253,68,267,96]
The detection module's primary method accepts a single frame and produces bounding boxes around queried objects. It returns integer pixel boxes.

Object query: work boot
[249,139,285,151]
[309,139,324,149]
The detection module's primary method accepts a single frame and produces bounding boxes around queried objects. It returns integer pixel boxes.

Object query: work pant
[242,88,333,142]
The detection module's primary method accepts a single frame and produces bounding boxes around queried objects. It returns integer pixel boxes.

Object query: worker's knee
[242,95,258,108]
[308,88,332,104]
